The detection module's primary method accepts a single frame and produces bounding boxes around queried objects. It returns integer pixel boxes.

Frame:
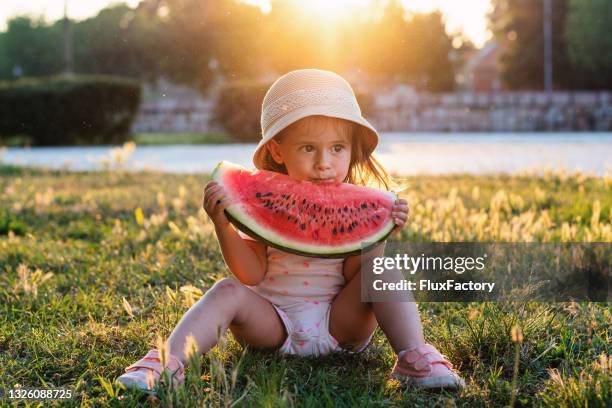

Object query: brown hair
[259,115,391,190]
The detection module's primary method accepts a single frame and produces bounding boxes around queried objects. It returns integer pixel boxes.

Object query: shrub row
[0,75,141,145]
[211,80,374,142]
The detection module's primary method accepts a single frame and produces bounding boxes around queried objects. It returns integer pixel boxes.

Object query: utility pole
[63,0,73,75]
[543,0,553,94]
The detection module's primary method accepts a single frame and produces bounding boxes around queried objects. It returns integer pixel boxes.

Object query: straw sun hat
[253,68,379,169]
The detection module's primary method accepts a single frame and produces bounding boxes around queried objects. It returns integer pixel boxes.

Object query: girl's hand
[391,198,409,234]
[203,181,232,227]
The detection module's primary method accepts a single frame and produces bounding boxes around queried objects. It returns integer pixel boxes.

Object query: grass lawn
[0,132,234,147]
[130,133,234,145]
[0,166,610,406]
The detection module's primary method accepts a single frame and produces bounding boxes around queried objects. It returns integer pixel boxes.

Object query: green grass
[0,167,610,407]
[0,132,234,147]
[0,135,34,147]
[130,132,233,145]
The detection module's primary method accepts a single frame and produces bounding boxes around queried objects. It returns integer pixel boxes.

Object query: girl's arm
[213,223,267,285]
[204,181,267,286]
[343,243,384,282]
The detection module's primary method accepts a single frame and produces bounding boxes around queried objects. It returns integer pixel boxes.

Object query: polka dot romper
[239,231,373,356]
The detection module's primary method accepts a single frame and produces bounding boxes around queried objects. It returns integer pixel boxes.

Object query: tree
[159,0,265,90]
[358,1,454,91]
[73,4,165,81]
[207,0,267,80]
[0,17,63,79]
[0,32,9,78]
[566,0,612,88]
[489,0,588,90]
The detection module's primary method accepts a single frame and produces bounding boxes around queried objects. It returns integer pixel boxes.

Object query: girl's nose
[315,151,332,170]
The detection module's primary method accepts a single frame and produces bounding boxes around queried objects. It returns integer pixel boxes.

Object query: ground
[0,165,610,407]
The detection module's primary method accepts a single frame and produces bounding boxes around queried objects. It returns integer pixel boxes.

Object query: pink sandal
[116,350,185,393]
[391,344,465,389]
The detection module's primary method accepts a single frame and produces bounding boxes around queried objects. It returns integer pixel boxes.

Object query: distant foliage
[489,0,612,90]
[356,3,455,91]
[211,80,270,142]
[566,0,612,88]
[0,1,457,92]
[490,0,576,90]
[0,76,141,145]
[0,16,63,79]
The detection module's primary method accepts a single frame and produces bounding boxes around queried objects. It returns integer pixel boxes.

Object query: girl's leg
[329,268,424,353]
[330,267,465,389]
[168,277,287,364]
[118,277,286,391]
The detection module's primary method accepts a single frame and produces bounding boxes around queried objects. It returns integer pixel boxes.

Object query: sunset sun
[293,0,371,21]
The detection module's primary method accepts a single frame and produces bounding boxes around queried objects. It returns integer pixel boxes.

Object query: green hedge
[211,80,270,142]
[0,75,141,145]
[211,79,374,142]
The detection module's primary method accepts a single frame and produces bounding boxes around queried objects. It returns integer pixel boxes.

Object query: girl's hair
[259,115,391,190]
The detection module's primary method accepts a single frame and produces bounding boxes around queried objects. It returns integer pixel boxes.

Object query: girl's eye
[333,145,345,152]
[302,145,315,152]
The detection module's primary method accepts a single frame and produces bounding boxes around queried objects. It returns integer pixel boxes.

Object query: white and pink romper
[239,232,373,356]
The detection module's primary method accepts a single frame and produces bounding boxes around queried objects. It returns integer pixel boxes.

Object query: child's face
[267,121,352,184]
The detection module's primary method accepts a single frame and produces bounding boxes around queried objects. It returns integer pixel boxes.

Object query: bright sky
[1,0,493,47]
[0,1,140,30]
[243,0,493,47]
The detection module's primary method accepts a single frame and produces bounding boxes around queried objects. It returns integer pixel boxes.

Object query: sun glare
[295,0,371,21]
[242,0,492,47]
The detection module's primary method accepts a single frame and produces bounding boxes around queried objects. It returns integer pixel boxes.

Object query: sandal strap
[125,359,163,376]
[125,349,185,377]
[399,344,453,374]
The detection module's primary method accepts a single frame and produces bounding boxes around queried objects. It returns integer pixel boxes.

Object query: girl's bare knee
[207,277,248,303]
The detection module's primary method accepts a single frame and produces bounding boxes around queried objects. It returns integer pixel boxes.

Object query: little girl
[117,69,465,392]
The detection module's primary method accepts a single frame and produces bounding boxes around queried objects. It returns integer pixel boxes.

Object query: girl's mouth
[310,178,336,184]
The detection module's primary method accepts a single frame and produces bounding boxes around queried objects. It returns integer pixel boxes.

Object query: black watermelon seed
[332,228,337,235]
[361,203,367,209]
[256,192,261,198]
[337,208,341,214]
[300,223,306,230]
[348,226,352,232]
[340,226,344,233]
[292,200,296,205]
[287,216,291,220]
[343,206,348,212]
[302,199,306,205]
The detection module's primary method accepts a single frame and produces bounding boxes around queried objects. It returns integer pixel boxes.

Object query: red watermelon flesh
[212,161,397,258]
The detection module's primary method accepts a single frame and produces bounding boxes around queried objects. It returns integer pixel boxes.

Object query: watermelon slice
[211,161,397,258]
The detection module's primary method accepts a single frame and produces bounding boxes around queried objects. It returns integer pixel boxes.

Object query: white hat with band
[254,69,379,169]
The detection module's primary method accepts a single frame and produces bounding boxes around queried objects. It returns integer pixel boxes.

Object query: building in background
[458,40,506,92]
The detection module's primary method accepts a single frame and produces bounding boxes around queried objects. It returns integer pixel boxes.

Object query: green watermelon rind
[212,161,397,258]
